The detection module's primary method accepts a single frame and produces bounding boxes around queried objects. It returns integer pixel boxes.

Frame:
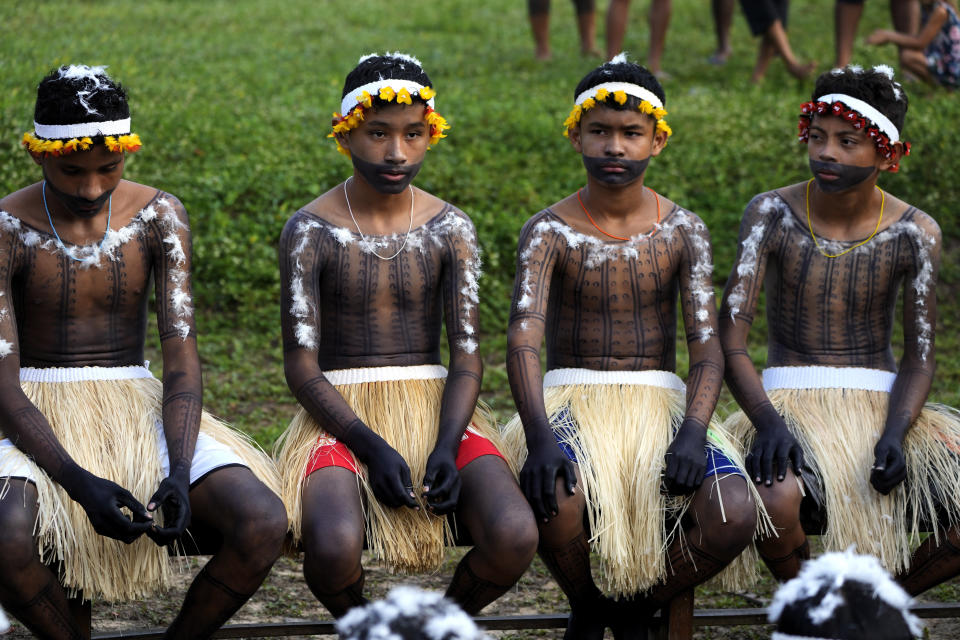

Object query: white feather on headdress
[873,64,896,79]
[385,51,424,68]
[58,64,109,85]
[57,64,112,115]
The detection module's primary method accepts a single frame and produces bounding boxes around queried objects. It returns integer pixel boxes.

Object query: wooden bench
[89,600,960,639]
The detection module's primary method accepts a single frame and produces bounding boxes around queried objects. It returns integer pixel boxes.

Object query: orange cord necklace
[577,187,660,241]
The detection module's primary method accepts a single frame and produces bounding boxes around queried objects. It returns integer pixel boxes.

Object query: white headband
[340,79,435,117]
[33,118,131,140]
[575,81,663,110]
[816,93,899,142]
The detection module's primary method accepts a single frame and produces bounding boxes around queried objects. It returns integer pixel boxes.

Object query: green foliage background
[0,0,957,447]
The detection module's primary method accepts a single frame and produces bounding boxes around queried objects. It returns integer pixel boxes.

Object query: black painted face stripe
[581,155,650,186]
[808,159,878,193]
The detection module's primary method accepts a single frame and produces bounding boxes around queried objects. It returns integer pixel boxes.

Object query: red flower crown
[798,100,911,172]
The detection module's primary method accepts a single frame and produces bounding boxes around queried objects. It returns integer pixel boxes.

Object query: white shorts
[0,365,248,485]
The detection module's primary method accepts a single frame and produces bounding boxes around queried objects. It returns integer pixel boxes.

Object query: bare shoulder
[888,201,941,247]
[544,192,581,228]
[299,183,349,226]
[663,202,705,229]
[412,186,447,220]
[753,183,803,217]
[0,182,45,228]
[518,206,566,241]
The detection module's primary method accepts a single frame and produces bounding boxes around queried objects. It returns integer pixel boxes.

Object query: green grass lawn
[0,0,958,447]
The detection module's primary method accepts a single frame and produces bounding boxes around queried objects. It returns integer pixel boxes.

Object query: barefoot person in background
[529,0,601,60]
[739,0,817,82]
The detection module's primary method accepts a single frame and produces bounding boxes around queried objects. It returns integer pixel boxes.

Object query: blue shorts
[550,406,743,479]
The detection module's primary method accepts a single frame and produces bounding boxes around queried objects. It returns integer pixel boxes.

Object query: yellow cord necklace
[805,178,884,258]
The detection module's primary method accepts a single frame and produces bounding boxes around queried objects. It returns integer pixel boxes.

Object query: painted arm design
[148,196,202,543]
[872,213,940,494]
[424,210,484,513]
[506,213,575,520]
[719,194,802,484]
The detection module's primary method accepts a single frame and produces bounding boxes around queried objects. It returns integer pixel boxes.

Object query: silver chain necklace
[343,178,414,261]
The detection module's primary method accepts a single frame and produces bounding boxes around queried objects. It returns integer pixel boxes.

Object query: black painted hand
[871,436,907,495]
[747,408,804,486]
[59,462,153,544]
[663,419,707,495]
[422,446,461,515]
[363,440,418,509]
[146,471,191,546]
[520,435,577,522]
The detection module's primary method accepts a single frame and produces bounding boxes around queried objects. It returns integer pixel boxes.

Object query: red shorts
[304,426,505,478]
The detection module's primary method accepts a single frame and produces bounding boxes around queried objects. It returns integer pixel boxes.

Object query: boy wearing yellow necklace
[501,55,765,639]
[274,52,537,619]
[721,65,960,594]
[0,65,286,638]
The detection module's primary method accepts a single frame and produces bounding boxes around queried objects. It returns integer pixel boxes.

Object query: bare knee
[302,518,364,591]
[223,490,288,571]
[0,485,39,576]
[474,509,538,570]
[691,477,758,557]
[756,474,803,532]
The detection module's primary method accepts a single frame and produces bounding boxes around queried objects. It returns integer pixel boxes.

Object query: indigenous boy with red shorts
[721,65,960,594]
[503,55,765,639]
[275,52,537,618]
[0,65,286,639]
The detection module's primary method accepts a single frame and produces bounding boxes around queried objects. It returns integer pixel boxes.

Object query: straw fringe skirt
[274,366,507,574]
[0,367,281,602]
[501,369,769,596]
[724,367,960,575]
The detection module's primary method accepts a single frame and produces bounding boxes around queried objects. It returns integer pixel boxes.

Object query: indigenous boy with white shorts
[0,66,287,639]
[502,56,764,639]
[721,65,960,594]
[274,53,537,618]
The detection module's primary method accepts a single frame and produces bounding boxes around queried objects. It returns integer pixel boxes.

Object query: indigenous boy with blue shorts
[274,52,537,619]
[0,65,286,639]
[503,55,764,639]
[721,65,960,594]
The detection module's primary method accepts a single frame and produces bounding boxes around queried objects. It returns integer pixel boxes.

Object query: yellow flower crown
[329,84,450,156]
[563,85,672,139]
[22,131,142,156]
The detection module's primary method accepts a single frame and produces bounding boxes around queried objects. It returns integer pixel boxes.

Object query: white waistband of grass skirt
[543,368,686,391]
[762,366,895,392]
[323,365,448,386]
[19,364,154,383]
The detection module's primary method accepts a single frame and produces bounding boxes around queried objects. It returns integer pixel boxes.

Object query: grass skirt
[725,385,960,574]
[0,371,281,602]
[500,371,768,596]
[274,367,505,574]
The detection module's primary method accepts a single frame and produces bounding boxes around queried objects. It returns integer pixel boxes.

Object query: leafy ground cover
[1,0,959,636]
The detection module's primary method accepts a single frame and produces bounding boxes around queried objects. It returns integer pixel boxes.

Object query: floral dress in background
[925,0,960,88]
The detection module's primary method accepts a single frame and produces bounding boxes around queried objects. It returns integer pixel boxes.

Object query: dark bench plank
[89,602,960,639]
